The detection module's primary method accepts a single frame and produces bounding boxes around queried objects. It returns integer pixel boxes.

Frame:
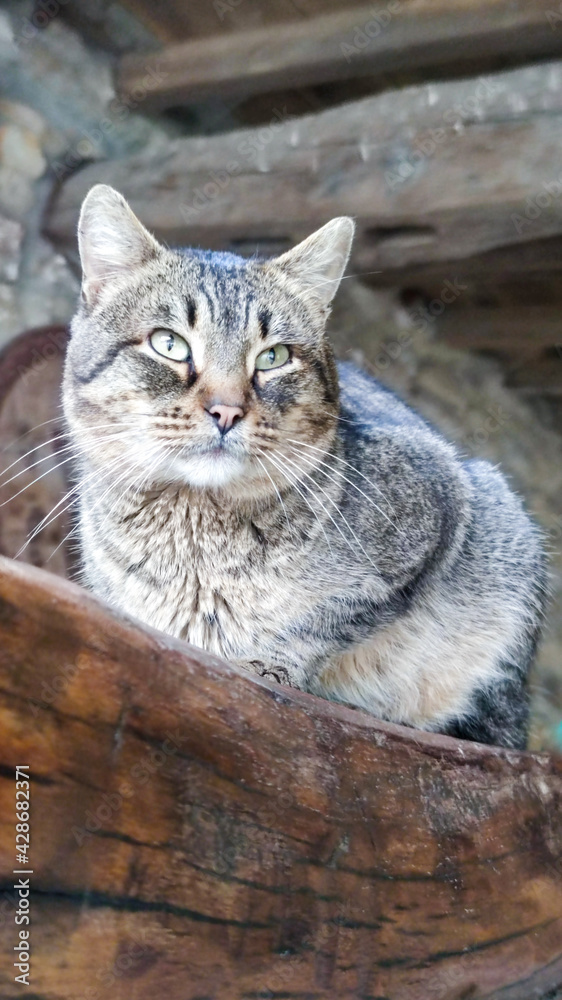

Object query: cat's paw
[236,660,297,687]
[258,665,295,687]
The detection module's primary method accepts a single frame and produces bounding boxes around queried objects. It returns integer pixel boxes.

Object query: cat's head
[64,184,354,498]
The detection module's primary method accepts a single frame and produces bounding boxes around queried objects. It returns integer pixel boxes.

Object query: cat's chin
[168,450,248,491]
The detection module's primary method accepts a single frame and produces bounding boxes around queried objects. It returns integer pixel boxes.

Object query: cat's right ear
[270,217,355,309]
[77,184,161,306]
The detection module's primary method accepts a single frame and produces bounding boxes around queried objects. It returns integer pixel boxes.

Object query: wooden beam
[120,0,348,45]
[1,553,562,998]
[436,307,562,351]
[47,61,562,278]
[117,0,562,110]
[507,355,562,394]
[364,237,562,291]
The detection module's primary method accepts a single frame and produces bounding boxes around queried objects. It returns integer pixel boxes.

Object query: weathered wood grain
[47,61,562,278]
[364,237,562,292]
[435,307,562,351]
[121,0,354,44]
[507,354,562,395]
[0,554,561,999]
[117,0,562,110]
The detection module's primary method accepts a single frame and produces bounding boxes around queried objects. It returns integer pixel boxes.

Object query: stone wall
[0,0,175,343]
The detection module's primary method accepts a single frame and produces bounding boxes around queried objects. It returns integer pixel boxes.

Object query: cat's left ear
[271,217,355,307]
[77,184,161,305]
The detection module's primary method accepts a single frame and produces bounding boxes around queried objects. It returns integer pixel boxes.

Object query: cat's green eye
[255,344,290,372]
[149,329,191,363]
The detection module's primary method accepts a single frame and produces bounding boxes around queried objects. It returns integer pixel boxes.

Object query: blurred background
[0,0,561,750]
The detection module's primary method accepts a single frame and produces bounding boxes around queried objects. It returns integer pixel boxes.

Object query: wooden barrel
[0,324,72,577]
[0,327,561,1000]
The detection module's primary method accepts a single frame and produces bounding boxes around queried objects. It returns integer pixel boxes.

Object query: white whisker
[45,455,141,564]
[2,454,78,509]
[287,438,397,530]
[319,407,357,426]
[283,451,378,570]
[255,455,293,536]
[16,451,129,557]
[0,414,64,455]
[305,270,383,293]
[288,436,395,509]
[50,444,169,562]
[258,448,334,559]
[0,427,138,493]
[0,420,138,485]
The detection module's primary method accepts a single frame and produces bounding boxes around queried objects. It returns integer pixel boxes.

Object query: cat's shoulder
[336,361,441,443]
[335,361,469,514]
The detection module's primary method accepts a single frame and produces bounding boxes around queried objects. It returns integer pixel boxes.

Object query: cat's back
[335,363,545,599]
[337,361,431,440]
[458,457,546,598]
[336,361,464,503]
[338,362,448,458]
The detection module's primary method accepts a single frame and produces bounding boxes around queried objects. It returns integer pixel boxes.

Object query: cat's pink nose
[207,403,245,434]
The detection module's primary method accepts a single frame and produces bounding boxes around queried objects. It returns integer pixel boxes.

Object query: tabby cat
[63,183,546,748]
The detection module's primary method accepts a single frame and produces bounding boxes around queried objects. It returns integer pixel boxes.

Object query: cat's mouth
[166,440,250,489]
[200,443,229,457]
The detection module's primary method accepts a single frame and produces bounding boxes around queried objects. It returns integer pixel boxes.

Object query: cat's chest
[99,496,295,654]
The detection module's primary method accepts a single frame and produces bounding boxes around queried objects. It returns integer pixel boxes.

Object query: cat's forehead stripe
[73,337,142,384]
[258,309,270,339]
[244,295,252,332]
[196,275,256,340]
[199,286,215,324]
[185,297,197,327]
